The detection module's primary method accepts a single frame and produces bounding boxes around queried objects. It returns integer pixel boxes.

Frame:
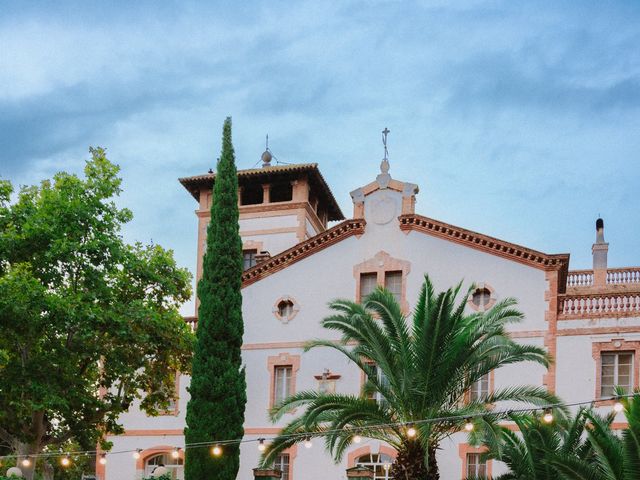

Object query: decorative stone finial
[377,127,392,188]
[262,134,272,168]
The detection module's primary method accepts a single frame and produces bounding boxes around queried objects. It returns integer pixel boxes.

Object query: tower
[179,148,344,283]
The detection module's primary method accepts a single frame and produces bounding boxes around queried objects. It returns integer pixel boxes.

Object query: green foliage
[0,148,193,478]
[142,475,172,480]
[184,118,246,480]
[262,276,557,479]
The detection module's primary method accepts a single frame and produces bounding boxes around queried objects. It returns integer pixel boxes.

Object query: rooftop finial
[380,127,390,175]
[261,134,272,168]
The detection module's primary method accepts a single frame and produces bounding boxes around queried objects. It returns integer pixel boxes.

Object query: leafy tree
[0,148,193,480]
[262,276,558,479]
[184,118,246,480]
[552,391,640,480]
[471,408,596,480]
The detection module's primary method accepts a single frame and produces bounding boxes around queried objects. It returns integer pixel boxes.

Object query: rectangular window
[360,272,378,300]
[243,249,257,270]
[274,366,293,405]
[469,373,490,402]
[274,453,290,480]
[466,453,487,478]
[365,363,389,406]
[384,271,403,303]
[601,352,633,397]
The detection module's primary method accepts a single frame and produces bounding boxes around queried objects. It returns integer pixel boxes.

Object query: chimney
[592,218,608,287]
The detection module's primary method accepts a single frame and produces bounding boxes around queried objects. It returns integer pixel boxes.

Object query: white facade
[103,161,640,480]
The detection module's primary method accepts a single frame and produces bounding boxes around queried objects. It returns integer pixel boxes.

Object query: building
[103,145,640,480]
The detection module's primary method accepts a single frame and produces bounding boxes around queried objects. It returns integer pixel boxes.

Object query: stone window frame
[458,444,492,479]
[274,445,298,480]
[347,445,397,470]
[272,296,301,324]
[354,251,411,312]
[592,339,640,404]
[467,282,497,312]
[464,371,495,404]
[267,353,301,410]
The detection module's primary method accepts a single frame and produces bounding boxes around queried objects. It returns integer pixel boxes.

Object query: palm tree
[552,391,640,480]
[262,275,558,479]
[472,408,596,480]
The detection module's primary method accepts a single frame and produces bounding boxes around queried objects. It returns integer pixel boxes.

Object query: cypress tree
[185,117,246,480]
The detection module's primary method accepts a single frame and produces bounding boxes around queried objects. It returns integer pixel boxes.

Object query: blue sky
[2,1,639,311]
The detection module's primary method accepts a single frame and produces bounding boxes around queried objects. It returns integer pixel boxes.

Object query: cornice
[241,219,366,288]
[399,214,570,273]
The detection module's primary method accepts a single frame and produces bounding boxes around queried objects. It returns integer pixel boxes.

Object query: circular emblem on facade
[371,195,397,225]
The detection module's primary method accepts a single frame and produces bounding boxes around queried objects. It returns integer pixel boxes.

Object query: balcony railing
[566,267,640,288]
[559,292,640,318]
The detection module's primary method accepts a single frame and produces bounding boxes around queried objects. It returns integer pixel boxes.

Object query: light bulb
[406,425,417,438]
[464,419,474,432]
[99,454,107,465]
[543,409,554,424]
[211,445,222,456]
[383,463,391,471]
[303,438,312,449]
[614,401,624,413]
[258,439,266,452]
[353,434,362,444]
[133,449,142,459]
[61,456,71,467]
[21,458,31,468]
[171,448,180,459]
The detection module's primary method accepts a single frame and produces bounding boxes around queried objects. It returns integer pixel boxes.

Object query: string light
[406,424,417,438]
[464,419,474,432]
[258,439,266,452]
[98,454,107,465]
[542,408,554,424]
[171,447,181,459]
[1,393,639,464]
[613,399,624,413]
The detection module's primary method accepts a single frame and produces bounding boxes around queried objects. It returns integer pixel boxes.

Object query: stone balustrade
[559,292,640,318]
[566,267,640,288]
[566,270,594,287]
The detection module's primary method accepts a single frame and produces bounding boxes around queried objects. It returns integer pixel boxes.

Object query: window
[274,366,293,405]
[384,271,402,303]
[278,300,294,319]
[471,288,492,309]
[240,184,263,205]
[360,273,378,299]
[469,374,490,402]
[274,453,290,480]
[270,182,293,202]
[243,249,258,270]
[466,453,487,478]
[601,352,633,397]
[355,453,393,480]
[144,453,184,480]
[365,363,389,406]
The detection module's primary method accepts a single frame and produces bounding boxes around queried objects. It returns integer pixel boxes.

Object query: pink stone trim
[347,445,397,467]
[353,251,411,312]
[267,353,301,410]
[592,339,640,402]
[272,296,301,324]
[466,282,497,312]
[458,443,492,479]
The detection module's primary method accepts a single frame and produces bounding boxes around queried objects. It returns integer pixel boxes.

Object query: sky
[1,1,639,314]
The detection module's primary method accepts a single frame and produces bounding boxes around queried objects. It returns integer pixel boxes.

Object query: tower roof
[179,163,345,221]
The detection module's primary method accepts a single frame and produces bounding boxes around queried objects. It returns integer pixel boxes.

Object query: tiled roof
[179,163,344,221]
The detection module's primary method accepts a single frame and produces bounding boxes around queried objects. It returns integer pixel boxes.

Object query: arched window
[356,453,393,480]
[144,453,184,479]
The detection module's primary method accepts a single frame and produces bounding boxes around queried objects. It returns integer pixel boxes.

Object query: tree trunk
[15,441,37,480]
[390,439,439,480]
